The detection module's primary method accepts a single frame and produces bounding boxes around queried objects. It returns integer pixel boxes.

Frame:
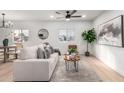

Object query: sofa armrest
[13,58,54,81]
[53,49,61,55]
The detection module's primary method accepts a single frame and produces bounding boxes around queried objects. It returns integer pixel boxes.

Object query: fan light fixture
[0,13,13,28]
[66,18,70,21]
[82,15,86,18]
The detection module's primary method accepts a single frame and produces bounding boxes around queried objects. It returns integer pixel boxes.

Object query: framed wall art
[97,15,124,47]
[12,29,29,43]
[58,29,74,41]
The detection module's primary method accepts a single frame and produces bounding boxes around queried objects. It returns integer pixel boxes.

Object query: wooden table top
[0,45,17,49]
[64,54,80,61]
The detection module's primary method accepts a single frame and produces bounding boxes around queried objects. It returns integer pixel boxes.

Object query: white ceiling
[0,10,104,21]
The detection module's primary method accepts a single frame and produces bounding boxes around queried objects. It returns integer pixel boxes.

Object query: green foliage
[82,28,96,43]
[68,48,77,53]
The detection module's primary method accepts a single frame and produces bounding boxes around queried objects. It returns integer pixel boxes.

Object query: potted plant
[68,48,77,54]
[81,28,96,56]
[68,48,78,59]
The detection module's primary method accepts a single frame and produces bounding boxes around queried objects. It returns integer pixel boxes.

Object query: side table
[64,54,80,72]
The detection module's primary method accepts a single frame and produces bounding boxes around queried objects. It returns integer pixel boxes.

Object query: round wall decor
[38,28,49,40]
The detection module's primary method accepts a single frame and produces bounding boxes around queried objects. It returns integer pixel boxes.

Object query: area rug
[51,56,102,82]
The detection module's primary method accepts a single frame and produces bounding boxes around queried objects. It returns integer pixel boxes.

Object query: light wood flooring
[84,56,124,81]
[0,55,124,82]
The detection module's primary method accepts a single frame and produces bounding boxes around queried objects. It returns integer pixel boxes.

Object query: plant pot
[85,51,90,56]
[3,39,9,46]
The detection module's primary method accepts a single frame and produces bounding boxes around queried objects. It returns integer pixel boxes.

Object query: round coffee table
[64,54,80,72]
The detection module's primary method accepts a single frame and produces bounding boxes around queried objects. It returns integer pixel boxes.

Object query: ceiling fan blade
[56,17,65,19]
[56,11,66,16]
[70,10,77,15]
[56,12,62,14]
[71,15,82,18]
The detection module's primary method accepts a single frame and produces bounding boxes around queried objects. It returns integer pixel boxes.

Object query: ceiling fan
[56,10,82,20]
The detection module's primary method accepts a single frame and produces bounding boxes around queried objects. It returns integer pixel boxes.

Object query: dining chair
[0,49,4,60]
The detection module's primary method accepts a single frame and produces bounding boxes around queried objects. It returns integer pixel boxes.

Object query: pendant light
[0,13,13,28]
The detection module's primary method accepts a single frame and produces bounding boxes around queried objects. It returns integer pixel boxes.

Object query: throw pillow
[38,44,45,51]
[37,48,45,59]
[19,46,38,60]
[44,48,50,59]
[50,46,54,54]
[46,45,54,54]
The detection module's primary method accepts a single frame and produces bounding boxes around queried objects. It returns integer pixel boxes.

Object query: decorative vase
[71,52,76,56]
[71,52,76,58]
[85,51,90,56]
[3,39,9,46]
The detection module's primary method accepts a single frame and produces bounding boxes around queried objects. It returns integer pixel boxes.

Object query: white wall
[10,20,93,54]
[93,10,124,76]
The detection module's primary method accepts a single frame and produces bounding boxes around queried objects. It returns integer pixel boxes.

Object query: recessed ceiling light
[82,15,86,18]
[50,15,54,18]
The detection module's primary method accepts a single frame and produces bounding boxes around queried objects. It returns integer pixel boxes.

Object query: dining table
[0,45,17,63]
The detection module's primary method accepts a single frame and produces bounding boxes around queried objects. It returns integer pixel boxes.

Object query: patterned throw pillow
[46,45,54,54]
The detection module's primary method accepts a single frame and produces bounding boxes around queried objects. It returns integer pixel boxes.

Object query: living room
[0,10,124,82]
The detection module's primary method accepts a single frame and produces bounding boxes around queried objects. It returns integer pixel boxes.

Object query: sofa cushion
[19,46,38,60]
[37,48,45,59]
